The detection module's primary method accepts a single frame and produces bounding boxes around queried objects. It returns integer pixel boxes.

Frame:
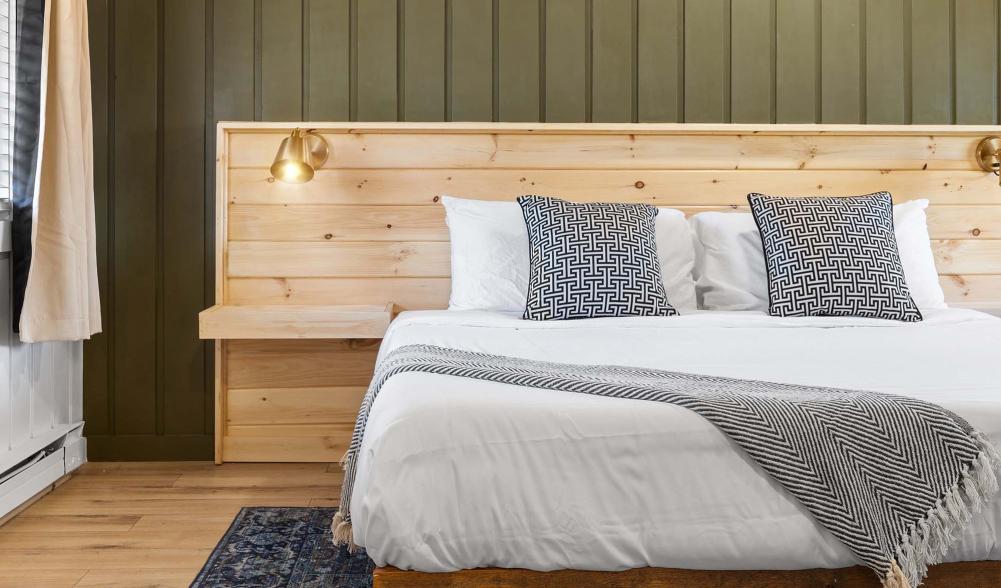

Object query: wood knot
[634,181,645,189]
[972,228,982,237]
[386,224,393,229]
[324,233,333,240]
[433,195,440,203]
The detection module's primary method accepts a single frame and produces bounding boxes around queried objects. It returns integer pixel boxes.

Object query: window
[0,0,11,201]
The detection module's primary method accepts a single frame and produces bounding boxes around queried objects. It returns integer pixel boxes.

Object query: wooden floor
[0,461,343,588]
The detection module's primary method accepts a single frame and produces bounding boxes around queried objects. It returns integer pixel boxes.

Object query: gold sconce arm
[975,137,1001,187]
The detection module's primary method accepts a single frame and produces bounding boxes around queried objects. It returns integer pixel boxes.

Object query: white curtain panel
[19,0,100,342]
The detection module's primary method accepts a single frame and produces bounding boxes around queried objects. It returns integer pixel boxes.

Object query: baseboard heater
[0,424,86,519]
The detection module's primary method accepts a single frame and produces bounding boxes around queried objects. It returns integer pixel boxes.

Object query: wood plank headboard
[214,122,1001,462]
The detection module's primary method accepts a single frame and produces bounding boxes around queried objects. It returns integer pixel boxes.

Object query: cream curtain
[18,0,100,342]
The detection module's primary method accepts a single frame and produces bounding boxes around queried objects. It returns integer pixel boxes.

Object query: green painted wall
[85,0,1001,459]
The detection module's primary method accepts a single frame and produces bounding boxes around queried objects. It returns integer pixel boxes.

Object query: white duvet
[351,309,1001,572]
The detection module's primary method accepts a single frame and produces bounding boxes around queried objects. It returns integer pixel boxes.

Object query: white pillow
[690,199,946,311]
[442,196,697,313]
[894,199,947,309]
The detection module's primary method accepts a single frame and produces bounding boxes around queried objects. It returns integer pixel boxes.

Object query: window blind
[13,0,42,332]
[0,0,11,201]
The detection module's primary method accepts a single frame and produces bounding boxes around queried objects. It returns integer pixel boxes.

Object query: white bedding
[351,309,1001,572]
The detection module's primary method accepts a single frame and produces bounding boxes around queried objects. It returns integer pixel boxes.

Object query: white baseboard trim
[0,424,87,519]
[0,449,65,518]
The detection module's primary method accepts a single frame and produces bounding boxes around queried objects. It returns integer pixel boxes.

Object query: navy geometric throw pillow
[747,192,922,322]
[518,195,678,321]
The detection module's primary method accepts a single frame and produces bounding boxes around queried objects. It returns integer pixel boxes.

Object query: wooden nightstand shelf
[199,303,395,340]
[200,303,395,463]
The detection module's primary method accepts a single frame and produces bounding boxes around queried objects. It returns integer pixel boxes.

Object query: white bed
[351,308,1001,573]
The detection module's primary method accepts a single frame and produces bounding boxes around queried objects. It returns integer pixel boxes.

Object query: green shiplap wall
[85,0,1001,459]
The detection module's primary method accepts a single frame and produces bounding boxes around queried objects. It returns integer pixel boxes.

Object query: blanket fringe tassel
[884,562,912,588]
[332,448,358,551]
[887,435,1001,588]
[331,510,357,552]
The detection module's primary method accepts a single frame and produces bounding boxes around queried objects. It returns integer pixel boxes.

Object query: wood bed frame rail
[373,561,1001,587]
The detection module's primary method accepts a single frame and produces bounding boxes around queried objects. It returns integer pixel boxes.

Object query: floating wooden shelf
[199,304,394,340]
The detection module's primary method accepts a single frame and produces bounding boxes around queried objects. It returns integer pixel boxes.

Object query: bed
[352,308,1001,578]
[209,122,1001,587]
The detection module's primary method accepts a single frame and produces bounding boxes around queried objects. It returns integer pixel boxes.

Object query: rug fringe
[890,435,1001,587]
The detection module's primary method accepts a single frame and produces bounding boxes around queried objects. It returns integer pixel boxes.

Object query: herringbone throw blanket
[333,345,1001,588]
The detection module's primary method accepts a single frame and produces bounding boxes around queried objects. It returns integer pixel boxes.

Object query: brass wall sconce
[271,128,330,183]
[975,136,1001,186]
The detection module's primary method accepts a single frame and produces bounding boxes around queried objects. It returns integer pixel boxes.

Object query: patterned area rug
[192,507,374,587]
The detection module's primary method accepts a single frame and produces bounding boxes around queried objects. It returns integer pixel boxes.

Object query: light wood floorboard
[0,461,341,587]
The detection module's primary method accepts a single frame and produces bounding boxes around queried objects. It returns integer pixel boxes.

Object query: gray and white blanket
[333,344,1001,588]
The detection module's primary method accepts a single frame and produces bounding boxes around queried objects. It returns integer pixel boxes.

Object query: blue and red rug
[192,507,374,587]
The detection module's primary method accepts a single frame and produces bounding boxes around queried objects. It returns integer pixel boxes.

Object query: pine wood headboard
[214,122,1001,462]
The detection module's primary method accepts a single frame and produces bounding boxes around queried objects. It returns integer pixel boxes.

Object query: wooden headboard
[214,122,1001,462]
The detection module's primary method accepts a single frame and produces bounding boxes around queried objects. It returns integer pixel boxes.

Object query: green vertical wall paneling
[775,0,818,123]
[955,0,998,124]
[356,0,397,121]
[112,0,158,436]
[84,0,1001,459]
[403,0,446,121]
[819,0,861,122]
[498,0,541,122]
[306,0,351,120]
[544,0,586,122]
[449,0,492,120]
[162,0,207,435]
[592,0,634,122]
[208,2,254,451]
[730,0,773,123]
[910,0,951,123]
[865,0,907,123]
[212,0,255,121]
[84,0,110,436]
[684,0,729,122]
[260,0,303,121]
[637,0,682,122]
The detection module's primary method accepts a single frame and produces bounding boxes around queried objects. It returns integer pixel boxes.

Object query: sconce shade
[271,128,329,183]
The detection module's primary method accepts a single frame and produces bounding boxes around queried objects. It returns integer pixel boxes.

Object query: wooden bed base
[373,561,1001,587]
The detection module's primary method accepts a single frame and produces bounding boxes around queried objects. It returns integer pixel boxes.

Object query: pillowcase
[442,196,697,313]
[518,196,677,320]
[690,211,767,311]
[690,198,945,311]
[442,197,529,313]
[747,192,922,321]
[893,199,947,309]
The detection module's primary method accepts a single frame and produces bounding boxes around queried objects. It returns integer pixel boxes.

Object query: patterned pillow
[747,192,922,322]
[517,195,678,320]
